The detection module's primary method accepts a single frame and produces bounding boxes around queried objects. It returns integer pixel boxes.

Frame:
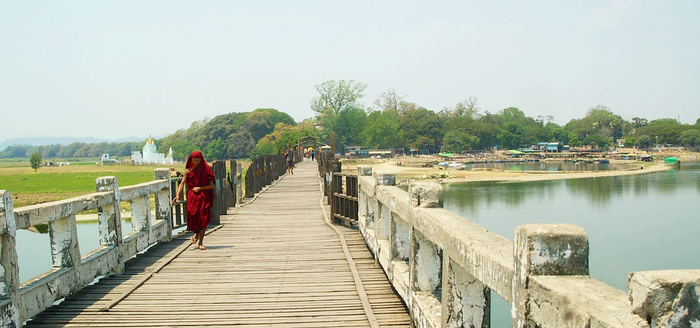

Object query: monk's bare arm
[192,180,215,193]
[173,169,190,202]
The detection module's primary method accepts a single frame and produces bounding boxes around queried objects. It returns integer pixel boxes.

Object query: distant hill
[0,136,146,150]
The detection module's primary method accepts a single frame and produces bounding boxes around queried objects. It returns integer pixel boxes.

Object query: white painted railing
[355,165,699,328]
[0,168,174,327]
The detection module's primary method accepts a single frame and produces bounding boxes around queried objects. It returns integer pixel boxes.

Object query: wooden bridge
[22,161,410,327]
[2,153,698,328]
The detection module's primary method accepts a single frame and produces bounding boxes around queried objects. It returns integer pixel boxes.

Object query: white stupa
[132,136,174,165]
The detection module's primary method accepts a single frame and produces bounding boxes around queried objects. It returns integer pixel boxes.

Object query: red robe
[185,151,215,233]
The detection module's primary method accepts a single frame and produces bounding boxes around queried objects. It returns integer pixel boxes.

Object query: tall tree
[332,107,367,152]
[30,152,42,171]
[442,131,479,153]
[310,80,367,115]
[360,111,404,149]
[631,117,648,128]
[374,88,406,113]
[398,107,444,153]
[441,97,480,118]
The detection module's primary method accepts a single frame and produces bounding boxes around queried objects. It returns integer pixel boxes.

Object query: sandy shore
[342,158,674,184]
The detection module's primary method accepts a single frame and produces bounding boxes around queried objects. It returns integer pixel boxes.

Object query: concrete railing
[0,168,175,327]
[355,165,699,328]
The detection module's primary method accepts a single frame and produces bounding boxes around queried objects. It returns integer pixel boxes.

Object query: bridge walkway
[25,161,410,327]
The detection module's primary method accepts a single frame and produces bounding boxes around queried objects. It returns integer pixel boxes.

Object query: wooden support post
[211,161,226,225]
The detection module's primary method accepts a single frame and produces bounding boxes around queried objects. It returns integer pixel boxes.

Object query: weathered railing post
[154,169,173,241]
[211,161,226,225]
[408,180,445,328]
[357,165,373,229]
[226,160,237,208]
[512,224,589,327]
[628,270,700,327]
[49,212,81,270]
[0,190,21,327]
[236,162,243,204]
[95,176,124,274]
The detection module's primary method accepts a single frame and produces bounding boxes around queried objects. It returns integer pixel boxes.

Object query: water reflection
[17,218,133,283]
[468,161,637,172]
[447,164,699,212]
[443,162,700,326]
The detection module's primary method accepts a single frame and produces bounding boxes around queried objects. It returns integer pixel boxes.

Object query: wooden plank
[26,161,409,328]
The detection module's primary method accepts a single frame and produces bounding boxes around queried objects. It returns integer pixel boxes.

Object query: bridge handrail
[0,168,176,327]
[355,165,699,328]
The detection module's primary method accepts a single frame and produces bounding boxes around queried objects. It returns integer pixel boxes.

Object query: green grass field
[0,158,250,208]
[0,160,180,207]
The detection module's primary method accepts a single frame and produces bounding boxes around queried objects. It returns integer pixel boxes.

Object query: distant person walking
[173,150,215,250]
[310,148,315,161]
[285,145,294,175]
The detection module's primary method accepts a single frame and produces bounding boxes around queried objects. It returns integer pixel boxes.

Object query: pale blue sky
[1,0,698,143]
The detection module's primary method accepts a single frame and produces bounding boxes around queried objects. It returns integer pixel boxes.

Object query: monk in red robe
[173,150,215,250]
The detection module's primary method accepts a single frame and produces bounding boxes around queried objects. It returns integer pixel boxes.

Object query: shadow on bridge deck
[26,161,410,328]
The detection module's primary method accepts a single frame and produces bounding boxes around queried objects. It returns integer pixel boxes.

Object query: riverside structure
[0,160,697,327]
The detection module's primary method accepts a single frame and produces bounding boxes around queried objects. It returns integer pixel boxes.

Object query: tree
[331,106,367,152]
[310,80,367,115]
[374,88,405,113]
[360,111,404,149]
[631,117,648,128]
[442,131,479,153]
[204,138,225,161]
[568,133,582,147]
[636,135,652,148]
[441,97,480,118]
[679,129,700,147]
[398,107,444,153]
[30,152,42,171]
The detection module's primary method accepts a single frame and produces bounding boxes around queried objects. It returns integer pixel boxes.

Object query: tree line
[2,80,699,160]
[302,80,700,154]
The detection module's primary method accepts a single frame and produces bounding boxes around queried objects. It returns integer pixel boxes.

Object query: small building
[101,154,120,165]
[132,137,174,165]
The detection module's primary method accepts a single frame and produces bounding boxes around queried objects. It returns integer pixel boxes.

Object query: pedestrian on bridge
[285,145,294,175]
[173,150,215,250]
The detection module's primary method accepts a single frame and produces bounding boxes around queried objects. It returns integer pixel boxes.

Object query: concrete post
[95,176,123,249]
[374,172,395,242]
[154,169,172,242]
[357,165,372,177]
[49,214,80,269]
[628,270,700,327]
[444,259,490,328]
[130,195,151,233]
[374,171,396,187]
[410,229,443,327]
[409,181,443,208]
[512,224,589,328]
[0,190,21,327]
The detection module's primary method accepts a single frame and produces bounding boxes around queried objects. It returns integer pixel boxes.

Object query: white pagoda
[131,136,174,165]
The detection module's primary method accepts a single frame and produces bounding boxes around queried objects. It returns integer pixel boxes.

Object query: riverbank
[341,157,675,183]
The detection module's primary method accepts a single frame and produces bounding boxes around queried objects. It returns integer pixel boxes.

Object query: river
[14,163,698,325]
[443,162,700,326]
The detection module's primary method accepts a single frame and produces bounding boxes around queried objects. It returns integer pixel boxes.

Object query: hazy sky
[1,0,698,143]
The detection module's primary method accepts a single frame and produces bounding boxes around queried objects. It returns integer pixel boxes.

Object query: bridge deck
[26,161,410,327]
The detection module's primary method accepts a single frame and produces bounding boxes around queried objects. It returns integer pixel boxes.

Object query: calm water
[466,161,637,172]
[443,162,700,326]
[16,219,133,283]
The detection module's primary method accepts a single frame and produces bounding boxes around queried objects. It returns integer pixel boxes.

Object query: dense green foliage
[29,152,42,171]
[2,81,699,160]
